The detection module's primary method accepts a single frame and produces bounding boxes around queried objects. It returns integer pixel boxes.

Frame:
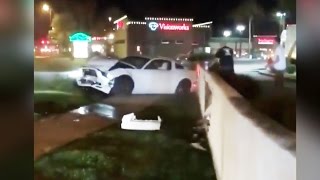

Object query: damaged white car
[75,56,197,95]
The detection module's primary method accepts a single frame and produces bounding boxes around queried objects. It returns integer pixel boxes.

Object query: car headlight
[108,79,115,87]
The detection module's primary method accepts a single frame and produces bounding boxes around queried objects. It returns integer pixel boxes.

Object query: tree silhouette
[48,13,76,48]
[230,0,266,22]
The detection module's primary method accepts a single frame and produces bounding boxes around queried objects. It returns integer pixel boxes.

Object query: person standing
[214,43,235,75]
[269,36,286,87]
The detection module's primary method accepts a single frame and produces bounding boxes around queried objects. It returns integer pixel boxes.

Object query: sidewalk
[258,69,296,81]
[34,113,112,160]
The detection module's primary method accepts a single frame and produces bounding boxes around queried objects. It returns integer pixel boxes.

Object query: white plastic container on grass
[121,113,162,131]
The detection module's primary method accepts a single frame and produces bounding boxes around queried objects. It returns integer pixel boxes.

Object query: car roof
[150,57,175,62]
[121,56,151,60]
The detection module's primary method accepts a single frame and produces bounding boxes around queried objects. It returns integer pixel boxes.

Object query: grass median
[34,77,92,117]
[34,57,86,72]
[35,122,215,179]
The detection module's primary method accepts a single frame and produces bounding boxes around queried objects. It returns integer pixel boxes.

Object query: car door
[136,59,173,94]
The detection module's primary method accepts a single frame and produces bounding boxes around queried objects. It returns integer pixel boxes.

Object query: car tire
[175,79,191,94]
[110,75,134,95]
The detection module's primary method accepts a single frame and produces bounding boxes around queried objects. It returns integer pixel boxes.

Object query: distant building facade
[113,16,212,59]
[208,37,249,58]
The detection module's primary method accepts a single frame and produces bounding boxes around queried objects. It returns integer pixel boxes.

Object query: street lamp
[276,11,286,34]
[223,30,232,37]
[236,25,245,33]
[108,33,114,40]
[42,3,52,25]
[236,25,245,57]
[108,17,112,22]
[276,12,286,17]
[42,4,50,12]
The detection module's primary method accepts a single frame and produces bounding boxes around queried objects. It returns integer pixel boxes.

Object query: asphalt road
[234,59,266,73]
[233,59,296,96]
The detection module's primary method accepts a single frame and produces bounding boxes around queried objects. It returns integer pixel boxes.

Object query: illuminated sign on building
[148,22,190,31]
[117,21,124,30]
[69,32,91,42]
[255,36,276,45]
[257,38,275,45]
[69,32,91,58]
[92,37,107,41]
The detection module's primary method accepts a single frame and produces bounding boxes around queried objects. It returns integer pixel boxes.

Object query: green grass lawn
[34,57,86,72]
[34,94,216,180]
[34,76,92,117]
[34,125,215,180]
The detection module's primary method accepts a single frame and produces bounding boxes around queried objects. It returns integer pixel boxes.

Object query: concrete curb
[258,71,296,81]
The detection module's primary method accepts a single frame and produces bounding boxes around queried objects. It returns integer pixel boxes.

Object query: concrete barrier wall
[198,68,296,180]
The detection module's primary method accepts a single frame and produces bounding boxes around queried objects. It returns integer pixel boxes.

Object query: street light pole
[276,12,286,35]
[42,3,52,27]
[248,16,253,59]
[49,9,52,27]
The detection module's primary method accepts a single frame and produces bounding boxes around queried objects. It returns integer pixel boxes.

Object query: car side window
[109,62,134,71]
[175,63,184,69]
[145,60,172,70]
[83,69,97,77]
[121,57,150,69]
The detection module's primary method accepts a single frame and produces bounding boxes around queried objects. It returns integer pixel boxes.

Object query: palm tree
[230,0,266,55]
[230,0,265,22]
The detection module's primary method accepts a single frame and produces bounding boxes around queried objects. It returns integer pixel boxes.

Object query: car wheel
[110,76,134,95]
[175,79,191,94]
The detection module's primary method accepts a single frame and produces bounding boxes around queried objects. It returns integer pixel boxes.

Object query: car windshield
[97,69,107,76]
[120,56,150,69]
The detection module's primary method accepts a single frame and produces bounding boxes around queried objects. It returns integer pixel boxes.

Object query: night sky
[35,0,294,39]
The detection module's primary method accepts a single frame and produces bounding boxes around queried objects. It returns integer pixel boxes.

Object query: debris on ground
[121,113,162,131]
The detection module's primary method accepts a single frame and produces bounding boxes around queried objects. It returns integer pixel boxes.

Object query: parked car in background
[76,56,197,95]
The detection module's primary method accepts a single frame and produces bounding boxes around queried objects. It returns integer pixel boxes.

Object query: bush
[188,53,215,62]
[286,65,296,74]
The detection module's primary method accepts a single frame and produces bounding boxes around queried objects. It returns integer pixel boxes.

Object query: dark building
[113,16,212,58]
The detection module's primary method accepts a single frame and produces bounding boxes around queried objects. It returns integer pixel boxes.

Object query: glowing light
[127,21,147,25]
[276,12,286,17]
[236,25,245,32]
[145,17,193,21]
[114,15,127,24]
[69,32,91,42]
[193,21,213,27]
[108,17,112,22]
[137,45,140,52]
[148,22,190,31]
[110,46,114,53]
[73,41,89,58]
[116,21,124,29]
[42,4,50,12]
[91,44,103,52]
[205,47,211,53]
[223,30,232,37]
[108,33,114,40]
[257,38,274,45]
